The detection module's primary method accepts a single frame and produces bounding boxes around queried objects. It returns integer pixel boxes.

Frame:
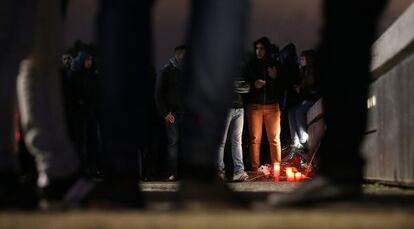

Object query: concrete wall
[307,3,414,185]
[362,2,414,185]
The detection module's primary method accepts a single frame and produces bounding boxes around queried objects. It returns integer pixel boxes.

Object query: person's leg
[317,0,388,183]
[295,100,316,146]
[230,108,246,177]
[16,0,80,184]
[0,0,37,209]
[178,0,250,208]
[269,0,388,206]
[217,110,232,173]
[164,117,179,178]
[181,0,249,180]
[0,0,34,174]
[288,106,301,147]
[247,105,263,171]
[264,104,282,163]
[98,0,153,179]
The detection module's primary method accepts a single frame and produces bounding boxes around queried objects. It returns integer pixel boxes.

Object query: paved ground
[1,181,413,228]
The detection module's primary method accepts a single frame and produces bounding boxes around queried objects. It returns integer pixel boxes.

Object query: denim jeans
[164,113,183,177]
[288,100,316,147]
[216,108,245,176]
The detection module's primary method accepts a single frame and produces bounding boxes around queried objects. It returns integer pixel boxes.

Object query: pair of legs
[247,104,281,171]
[288,100,316,149]
[216,108,246,178]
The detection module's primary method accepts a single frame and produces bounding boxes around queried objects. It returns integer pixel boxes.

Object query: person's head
[300,50,316,67]
[254,36,272,60]
[62,54,72,68]
[75,51,94,71]
[84,55,93,70]
[174,45,186,62]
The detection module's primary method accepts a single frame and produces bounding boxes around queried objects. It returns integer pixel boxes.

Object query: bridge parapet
[306,2,414,185]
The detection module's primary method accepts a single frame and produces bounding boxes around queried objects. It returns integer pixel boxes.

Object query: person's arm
[154,67,170,118]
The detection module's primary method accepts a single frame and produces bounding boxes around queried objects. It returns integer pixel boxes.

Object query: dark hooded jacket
[244,37,281,105]
[278,43,301,110]
[70,51,100,117]
[155,57,185,117]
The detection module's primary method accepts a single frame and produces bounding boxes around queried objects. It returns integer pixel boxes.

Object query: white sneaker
[167,175,175,181]
[233,171,249,182]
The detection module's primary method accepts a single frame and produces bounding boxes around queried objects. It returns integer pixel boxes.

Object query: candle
[273,162,280,182]
[295,172,302,181]
[287,172,295,182]
[286,167,294,182]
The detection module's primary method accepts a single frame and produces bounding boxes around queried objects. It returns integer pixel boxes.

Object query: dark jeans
[164,113,183,177]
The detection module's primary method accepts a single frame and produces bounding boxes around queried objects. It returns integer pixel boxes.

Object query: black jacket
[245,58,281,105]
[232,80,250,108]
[155,61,184,117]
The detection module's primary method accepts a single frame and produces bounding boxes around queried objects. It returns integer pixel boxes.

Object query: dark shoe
[268,175,362,207]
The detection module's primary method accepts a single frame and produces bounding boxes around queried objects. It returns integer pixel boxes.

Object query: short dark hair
[174,45,187,53]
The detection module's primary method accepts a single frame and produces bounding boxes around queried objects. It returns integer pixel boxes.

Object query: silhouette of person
[269,0,389,206]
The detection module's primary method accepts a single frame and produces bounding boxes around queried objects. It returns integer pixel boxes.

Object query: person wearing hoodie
[286,50,319,157]
[245,36,282,172]
[69,51,101,177]
[155,45,186,181]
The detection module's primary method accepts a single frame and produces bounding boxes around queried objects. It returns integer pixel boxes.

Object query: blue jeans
[217,108,245,176]
[164,113,183,176]
[288,100,316,147]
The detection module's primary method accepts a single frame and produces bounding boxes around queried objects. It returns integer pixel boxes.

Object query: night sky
[64,0,413,70]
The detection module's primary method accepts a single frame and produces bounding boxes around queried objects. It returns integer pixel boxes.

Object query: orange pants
[247,103,281,170]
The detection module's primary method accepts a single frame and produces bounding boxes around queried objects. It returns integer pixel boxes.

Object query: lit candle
[286,167,294,182]
[287,172,294,182]
[295,172,302,182]
[273,162,280,182]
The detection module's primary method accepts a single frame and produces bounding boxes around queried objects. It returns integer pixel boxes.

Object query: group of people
[1,0,388,210]
[156,37,320,182]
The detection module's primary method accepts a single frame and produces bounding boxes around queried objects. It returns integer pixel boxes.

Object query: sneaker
[233,171,249,182]
[167,175,175,181]
[217,170,226,180]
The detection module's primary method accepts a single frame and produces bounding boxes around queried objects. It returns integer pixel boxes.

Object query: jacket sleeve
[154,67,169,117]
